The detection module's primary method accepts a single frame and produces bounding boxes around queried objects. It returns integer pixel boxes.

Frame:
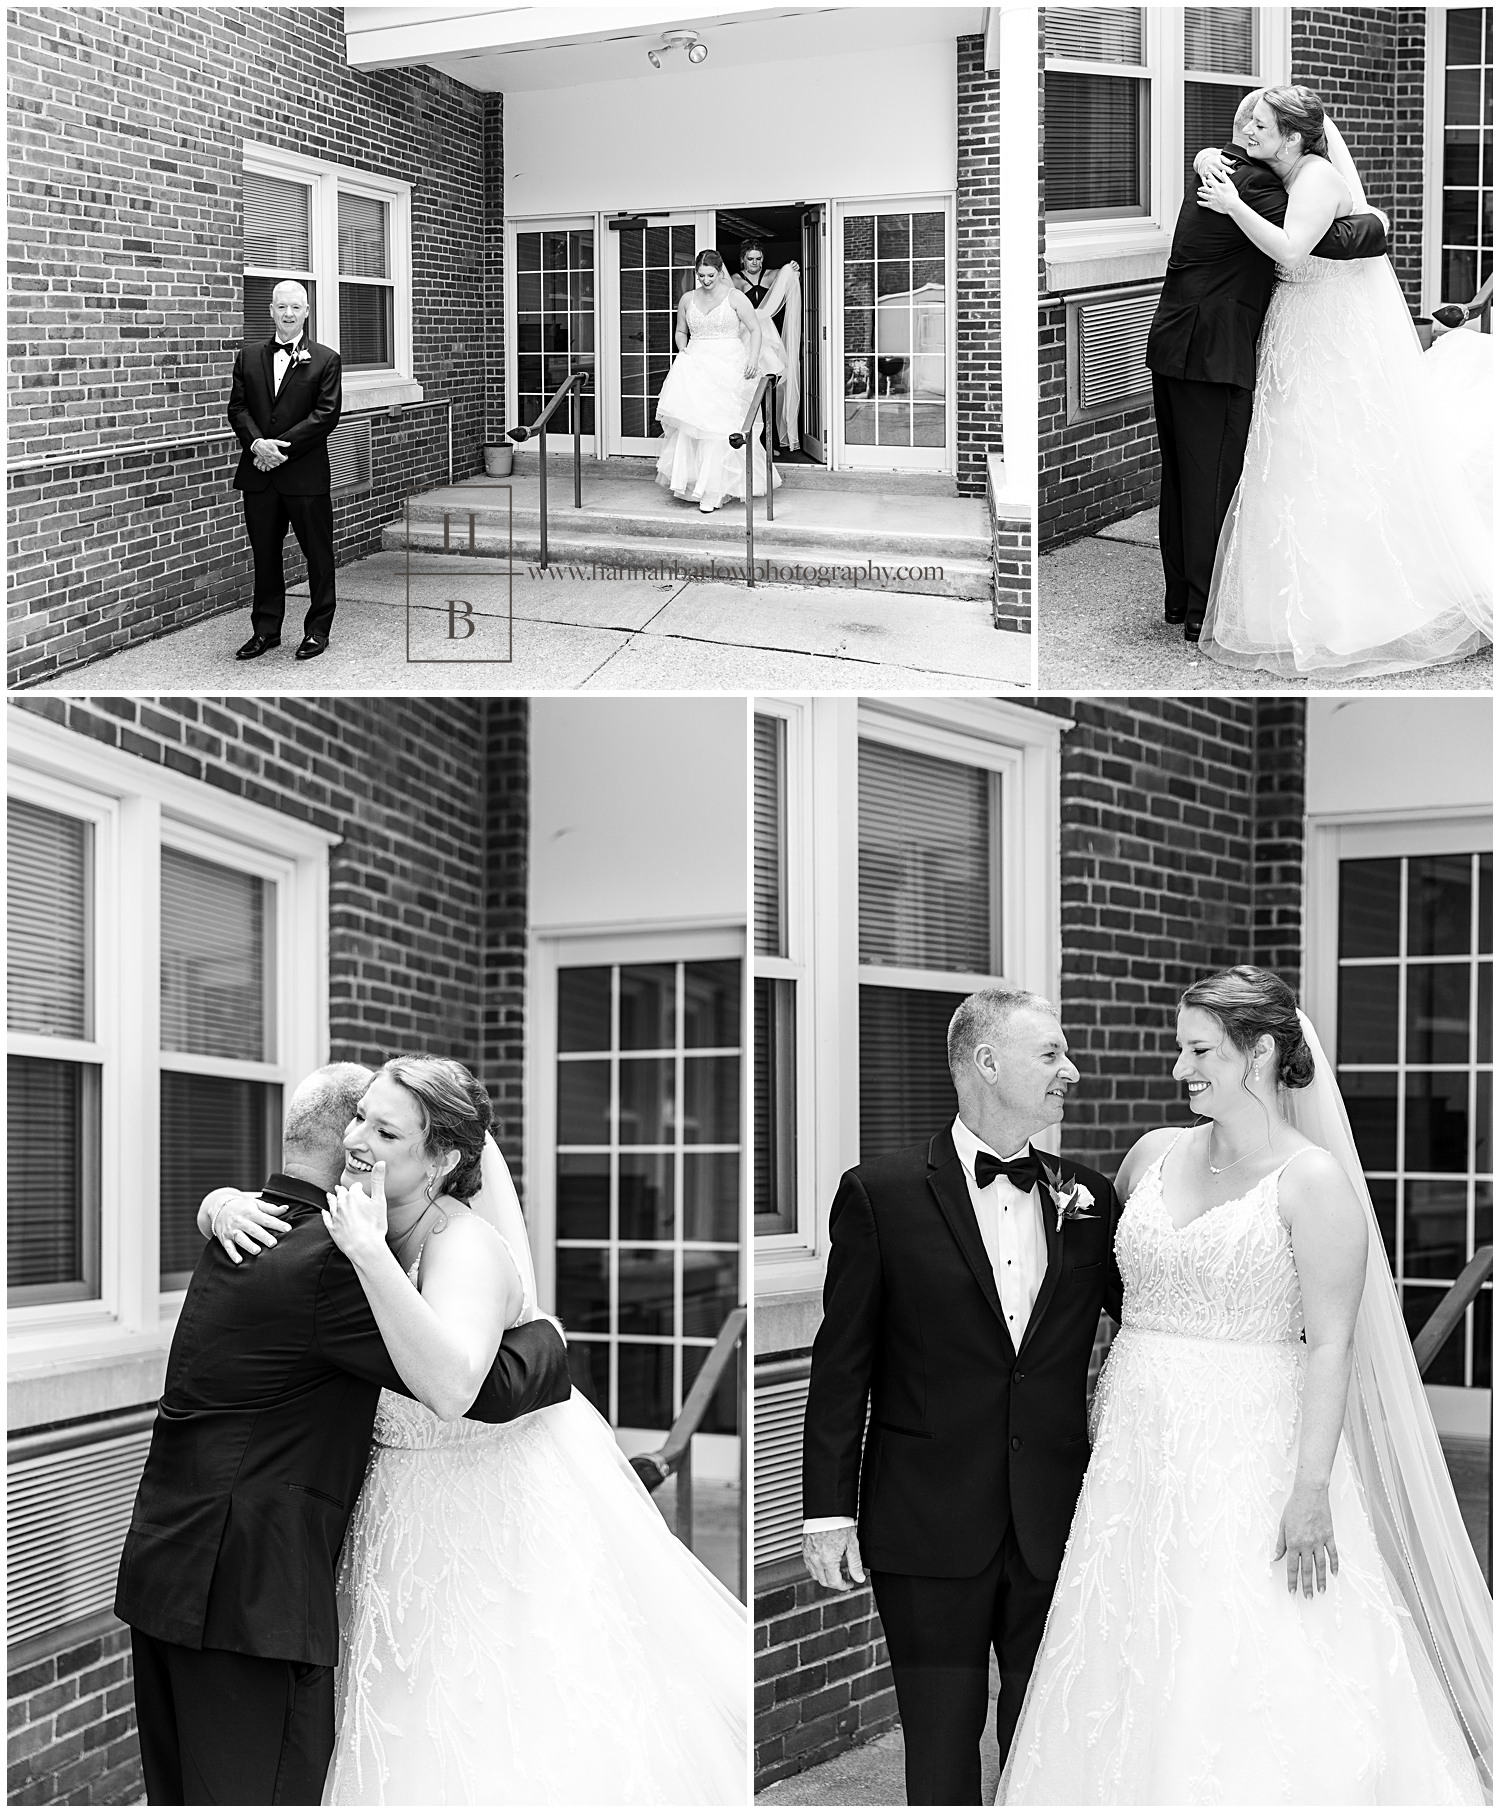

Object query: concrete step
[504,451,960,496]
[381,518,992,600]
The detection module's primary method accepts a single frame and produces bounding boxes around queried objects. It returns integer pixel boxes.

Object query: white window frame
[7,711,334,1388]
[1421,6,1494,316]
[506,213,601,460]
[527,923,747,1480]
[754,698,1065,1306]
[1044,7,1290,290]
[243,141,421,412]
[1305,805,1493,1439]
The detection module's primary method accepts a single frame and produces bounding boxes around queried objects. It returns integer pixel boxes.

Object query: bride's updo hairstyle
[380,1055,492,1201]
[695,249,726,275]
[1178,966,1316,1091]
[1261,85,1330,160]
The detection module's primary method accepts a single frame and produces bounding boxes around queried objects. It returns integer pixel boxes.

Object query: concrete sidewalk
[758,1721,1001,1806]
[25,552,1031,693]
[1039,510,1493,692]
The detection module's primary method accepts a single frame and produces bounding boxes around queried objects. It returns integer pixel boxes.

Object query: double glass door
[602,211,713,456]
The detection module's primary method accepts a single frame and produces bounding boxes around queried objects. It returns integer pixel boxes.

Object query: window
[553,958,743,1441]
[755,713,798,1239]
[7,710,332,1353]
[857,731,1005,1159]
[1428,7,1494,309]
[1044,8,1287,273]
[242,144,417,404]
[1336,850,1492,1390]
[514,225,596,436]
[9,797,102,1306]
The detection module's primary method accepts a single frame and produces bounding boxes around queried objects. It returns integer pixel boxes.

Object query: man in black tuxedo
[1145,90,1389,641]
[227,280,342,662]
[801,989,1123,1805]
[115,1064,572,1804]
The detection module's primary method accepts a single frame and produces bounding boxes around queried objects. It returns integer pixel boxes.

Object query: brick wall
[955,34,1004,500]
[1039,8,1433,549]
[1035,694,1307,1177]
[991,492,1032,635]
[6,695,530,1803]
[755,1577,895,1789]
[7,6,495,685]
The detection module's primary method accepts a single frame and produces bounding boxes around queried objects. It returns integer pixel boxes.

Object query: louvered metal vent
[328,417,373,497]
[8,1413,155,1647]
[1066,284,1160,421]
[754,1357,811,1571]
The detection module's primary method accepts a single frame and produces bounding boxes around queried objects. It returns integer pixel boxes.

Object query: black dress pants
[871,1524,1056,1806]
[130,1629,334,1805]
[243,488,337,643]
[1153,373,1254,629]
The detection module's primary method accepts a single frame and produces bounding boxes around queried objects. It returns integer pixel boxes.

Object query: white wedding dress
[998,1139,1484,1806]
[654,293,783,508]
[324,1243,746,1805]
[1199,251,1493,679]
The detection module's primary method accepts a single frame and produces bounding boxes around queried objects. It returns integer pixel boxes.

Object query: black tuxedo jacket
[1146,145,1390,390]
[803,1128,1123,1582]
[115,1175,572,1665]
[228,337,342,495]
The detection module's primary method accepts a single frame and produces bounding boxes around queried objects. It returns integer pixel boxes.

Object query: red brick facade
[956,34,1005,500]
[6,695,530,1805]
[7,6,499,684]
[1041,7,1435,549]
[755,1577,895,1788]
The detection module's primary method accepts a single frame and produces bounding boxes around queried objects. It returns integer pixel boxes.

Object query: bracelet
[210,1199,236,1240]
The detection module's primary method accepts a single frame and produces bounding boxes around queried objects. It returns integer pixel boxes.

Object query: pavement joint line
[589,624,1026,682]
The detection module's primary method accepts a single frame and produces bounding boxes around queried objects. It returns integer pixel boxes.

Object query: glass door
[799,206,826,461]
[510,219,597,446]
[834,198,953,473]
[601,212,714,456]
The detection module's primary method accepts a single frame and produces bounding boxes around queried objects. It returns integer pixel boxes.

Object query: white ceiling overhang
[343,6,989,92]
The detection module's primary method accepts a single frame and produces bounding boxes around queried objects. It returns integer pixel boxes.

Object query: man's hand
[803,1525,866,1591]
[251,437,290,472]
[1194,146,1231,183]
[208,1191,292,1263]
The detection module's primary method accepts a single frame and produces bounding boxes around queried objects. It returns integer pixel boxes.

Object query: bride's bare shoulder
[1117,1125,1184,1196]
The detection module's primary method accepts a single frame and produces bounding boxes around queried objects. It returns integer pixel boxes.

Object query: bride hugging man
[802,976,1491,1806]
[116,1056,746,1806]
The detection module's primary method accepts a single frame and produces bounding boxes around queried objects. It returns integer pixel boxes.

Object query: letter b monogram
[446,600,475,640]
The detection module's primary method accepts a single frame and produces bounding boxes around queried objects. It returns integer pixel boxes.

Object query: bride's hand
[324,1162,389,1266]
[209,1192,292,1263]
[1274,1482,1339,1597]
[1194,146,1230,183]
[1196,166,1238,215]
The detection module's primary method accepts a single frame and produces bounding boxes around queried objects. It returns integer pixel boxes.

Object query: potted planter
[484,442,515,478]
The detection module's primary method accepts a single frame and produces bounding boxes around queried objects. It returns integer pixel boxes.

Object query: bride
[654,248,784,513]
[206,1055,746,1805]
[999,968,1490,1804]
[1192,87,1492,679]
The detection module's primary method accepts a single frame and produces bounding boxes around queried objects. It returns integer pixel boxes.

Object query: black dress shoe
[295,636,328,661]
[1184,617,1204,644]
[235,633,280,660]
[1164,603,1187,625]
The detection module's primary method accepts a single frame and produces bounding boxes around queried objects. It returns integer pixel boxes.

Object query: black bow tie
[275,340,301,356]
[973,1148,1042,1193]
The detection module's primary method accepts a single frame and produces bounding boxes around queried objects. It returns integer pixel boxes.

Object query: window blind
[1184,83,1256,201]
[858,740,993,973]
[858,986,963,1160]
[160,1073,280,1285]
[8,798,91,1039]
[1045,73,1147,214]
[1184,7,1258,76]
[245,170,311,270]
[754,715,787,959]
[160,847,271,1061]
[1044,6,1144,64]
[338,192,388,278]
[8,1056,100,1297]
[754,975,797,1237]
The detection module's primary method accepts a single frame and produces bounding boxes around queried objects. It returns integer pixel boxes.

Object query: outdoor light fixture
[647,31,709,68]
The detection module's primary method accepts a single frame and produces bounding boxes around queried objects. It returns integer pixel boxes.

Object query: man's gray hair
[271,279,308,303]
[1233,88,1265,135]
[946,987,1055,1082]
[283,1063,373,1154]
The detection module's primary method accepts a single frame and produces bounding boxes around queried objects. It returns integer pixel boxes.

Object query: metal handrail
[727,374,778,588]
[505,369,591,569]
[631,1303,748,1596]
[1413,1246,1492,1376]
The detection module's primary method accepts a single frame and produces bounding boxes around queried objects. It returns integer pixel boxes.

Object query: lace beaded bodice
[685,295,742,340]
[1275,252,1341,285]
[1117,1141,1305,1344]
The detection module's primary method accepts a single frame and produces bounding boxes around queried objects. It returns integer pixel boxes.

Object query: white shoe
[698,498,717,513]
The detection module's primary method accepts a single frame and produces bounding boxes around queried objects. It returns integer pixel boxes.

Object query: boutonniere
[1040,1157,1099,1235]
[289,345,312,368]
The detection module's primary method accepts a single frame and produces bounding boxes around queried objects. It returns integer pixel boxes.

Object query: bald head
[282,1063,373,1188]
[1232,88,1266,145]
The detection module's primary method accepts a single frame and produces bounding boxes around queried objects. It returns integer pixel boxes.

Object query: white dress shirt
[804,1116,1048,1536]
[272,339,300,392]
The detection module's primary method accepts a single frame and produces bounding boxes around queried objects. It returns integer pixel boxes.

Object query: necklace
[1205,1126,1272,1176]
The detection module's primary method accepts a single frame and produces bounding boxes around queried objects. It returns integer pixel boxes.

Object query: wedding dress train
[997,1143,1484,1806]
[654,293,784,508]
[1199,255,1492,678]
[324,1251,746,1806]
